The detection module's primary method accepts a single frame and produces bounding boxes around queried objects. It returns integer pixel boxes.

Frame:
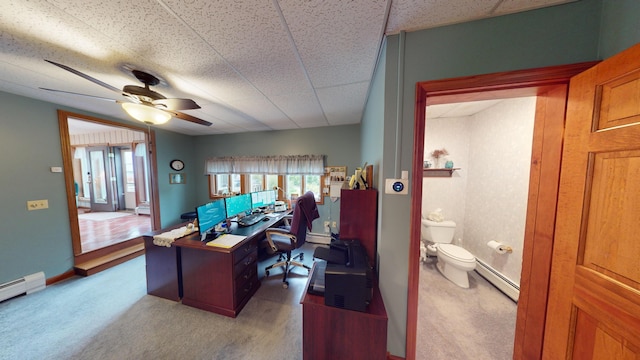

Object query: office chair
[264,191,319,288]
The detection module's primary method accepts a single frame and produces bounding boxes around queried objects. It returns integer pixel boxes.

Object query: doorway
[406,62,598,360]
[417,97,535,358]
[58,110,160,263]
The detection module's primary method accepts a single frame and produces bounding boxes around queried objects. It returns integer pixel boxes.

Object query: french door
[86,146,115,212]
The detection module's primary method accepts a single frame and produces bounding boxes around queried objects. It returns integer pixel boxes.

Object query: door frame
[407,62,599,359]
[58,110,161,260]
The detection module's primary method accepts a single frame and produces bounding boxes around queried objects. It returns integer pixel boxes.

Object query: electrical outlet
[27,199,49,211]
[332,221,337,228]
[323,221,331,234]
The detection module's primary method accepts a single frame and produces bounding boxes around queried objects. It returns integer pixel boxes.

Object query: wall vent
[0,272,46,302]
[475,259,519,302]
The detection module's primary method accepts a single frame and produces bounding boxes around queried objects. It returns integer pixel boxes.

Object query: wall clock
[170,159,185,171]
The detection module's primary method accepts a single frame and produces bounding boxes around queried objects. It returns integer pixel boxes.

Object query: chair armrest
[265,228,296,252]
[281,215,293,227]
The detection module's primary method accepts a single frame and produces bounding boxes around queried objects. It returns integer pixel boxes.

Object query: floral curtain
[205,155,325,175]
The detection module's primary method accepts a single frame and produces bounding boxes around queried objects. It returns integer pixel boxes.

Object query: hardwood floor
[78,211,151,253]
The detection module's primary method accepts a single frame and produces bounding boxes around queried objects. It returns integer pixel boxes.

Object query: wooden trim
[46,270,76,286]
[57,110,160,263]
[407,62,597,360]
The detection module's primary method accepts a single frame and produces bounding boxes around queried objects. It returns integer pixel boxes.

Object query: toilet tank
[421,219,456,244]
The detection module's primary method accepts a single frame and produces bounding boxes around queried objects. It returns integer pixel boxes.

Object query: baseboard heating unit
[0,272,46,302]
[475,259,519,302]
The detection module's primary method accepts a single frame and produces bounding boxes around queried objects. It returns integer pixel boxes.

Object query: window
[205,154,325,204]
[286,174,322,203]
[209,173,324,204]
[210,174,243,196]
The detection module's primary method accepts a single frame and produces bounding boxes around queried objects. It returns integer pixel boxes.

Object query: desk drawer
[233,250,257,276]
[233,238,258,264]
[235,273,259,305]
[234,261,257,289]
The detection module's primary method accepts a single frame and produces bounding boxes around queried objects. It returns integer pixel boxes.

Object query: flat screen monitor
[196,199,226,237]
[251,189,277,209]
[225,193,252,218]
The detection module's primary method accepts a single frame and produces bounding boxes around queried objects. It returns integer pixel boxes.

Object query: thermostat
[385,178,408,195]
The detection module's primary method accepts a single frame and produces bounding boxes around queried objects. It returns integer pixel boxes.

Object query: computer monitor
[225,193,252,218]
[196,199,226,239]
[251,189,277,210]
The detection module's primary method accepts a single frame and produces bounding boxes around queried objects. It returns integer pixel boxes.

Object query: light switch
[27,199,49,210]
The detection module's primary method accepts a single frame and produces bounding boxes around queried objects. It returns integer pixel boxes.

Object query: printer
[312,239,373,312]
[274,200,287,212]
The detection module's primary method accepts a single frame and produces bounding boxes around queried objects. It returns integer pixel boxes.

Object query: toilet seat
[438,244,475,263]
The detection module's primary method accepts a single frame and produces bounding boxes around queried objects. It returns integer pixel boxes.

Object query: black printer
[311,239,373,312]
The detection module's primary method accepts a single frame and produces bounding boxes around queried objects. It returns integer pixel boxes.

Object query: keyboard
[237,213,266,227]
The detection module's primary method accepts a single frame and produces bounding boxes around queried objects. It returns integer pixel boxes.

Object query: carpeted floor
[0,243,320,360]
[416,256,517,360]
[1,243,517,360]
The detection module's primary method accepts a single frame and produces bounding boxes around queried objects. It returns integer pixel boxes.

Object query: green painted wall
[599,0,640,58]
[192,125,362,231]
[0,91,196,284]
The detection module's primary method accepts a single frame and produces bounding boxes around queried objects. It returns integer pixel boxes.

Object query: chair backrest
[289,191,319,249]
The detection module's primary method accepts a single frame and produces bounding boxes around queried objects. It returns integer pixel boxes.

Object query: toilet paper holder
[487,240,512,254]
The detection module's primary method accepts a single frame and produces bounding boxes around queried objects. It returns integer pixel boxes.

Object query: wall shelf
[423,168,460,177]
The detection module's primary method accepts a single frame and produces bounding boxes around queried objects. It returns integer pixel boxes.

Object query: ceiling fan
[41,60,212,126]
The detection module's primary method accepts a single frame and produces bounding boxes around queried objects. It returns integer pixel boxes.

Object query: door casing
[407,61,599,360]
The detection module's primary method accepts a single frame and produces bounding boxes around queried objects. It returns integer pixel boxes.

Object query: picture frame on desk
[169,173,186,184]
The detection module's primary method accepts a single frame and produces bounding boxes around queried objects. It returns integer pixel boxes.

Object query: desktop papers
[205,234,247,248]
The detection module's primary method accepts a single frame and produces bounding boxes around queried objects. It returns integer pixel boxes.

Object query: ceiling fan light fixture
[121,103,171,125]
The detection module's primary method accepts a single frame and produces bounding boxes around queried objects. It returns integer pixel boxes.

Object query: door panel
[543,43,640,358]
[87,146,114,212]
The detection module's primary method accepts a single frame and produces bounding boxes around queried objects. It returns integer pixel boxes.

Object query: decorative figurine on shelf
[445,160,454,169]
[431,148,449,168]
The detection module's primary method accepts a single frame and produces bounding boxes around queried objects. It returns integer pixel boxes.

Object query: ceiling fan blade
[153,98,201,110]
[45,60,123,95]
[40,87,117,102]
[170,110,212,126]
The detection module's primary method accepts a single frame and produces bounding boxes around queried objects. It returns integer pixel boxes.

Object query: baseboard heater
[475,259,519,302]
[0,272,46,302]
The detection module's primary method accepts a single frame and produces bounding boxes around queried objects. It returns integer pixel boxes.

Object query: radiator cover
[0,272,46,302]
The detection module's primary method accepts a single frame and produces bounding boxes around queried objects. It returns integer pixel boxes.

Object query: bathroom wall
[423,97,536,285]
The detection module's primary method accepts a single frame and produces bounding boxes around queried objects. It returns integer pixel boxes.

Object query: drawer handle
[244,269,254,279]
[244,281,254,293]
[244,257,254,266]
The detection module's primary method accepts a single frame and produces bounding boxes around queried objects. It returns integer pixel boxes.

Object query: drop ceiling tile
[279,0,388,88]
[163,0,311,98]
[226,96,291,130]
[317,82,369,125]
[269,91,328,127]
[386,0,498,34]
[494,0,576,14]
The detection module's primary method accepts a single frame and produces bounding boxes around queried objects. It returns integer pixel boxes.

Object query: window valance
[205,155,325,175]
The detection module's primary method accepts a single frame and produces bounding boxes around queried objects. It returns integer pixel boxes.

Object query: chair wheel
[282,282,289,289]
[265,270,269,277]
[300,253,304,260]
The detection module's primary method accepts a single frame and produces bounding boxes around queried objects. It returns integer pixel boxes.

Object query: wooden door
[543,43,640,358]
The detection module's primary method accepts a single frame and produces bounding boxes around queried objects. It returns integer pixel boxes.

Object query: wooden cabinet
[301,263,387,360]
[340,189,378,267]
[178,236,260,318]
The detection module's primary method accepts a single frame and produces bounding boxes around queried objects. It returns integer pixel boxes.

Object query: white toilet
[421,219,476,288]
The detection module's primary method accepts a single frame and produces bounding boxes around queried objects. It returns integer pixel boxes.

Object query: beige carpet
[416,257,517,360]
[0,243,321,360]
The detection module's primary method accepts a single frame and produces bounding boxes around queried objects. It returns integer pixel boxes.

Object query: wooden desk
[300,262,388,360]
[150,211,289,317]
[143,224,185,301]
